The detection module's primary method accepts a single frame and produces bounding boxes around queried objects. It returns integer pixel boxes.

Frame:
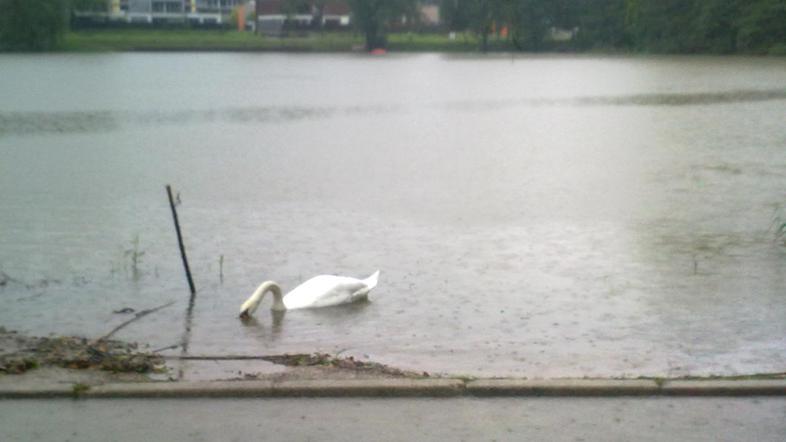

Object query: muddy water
[1,53,785,377]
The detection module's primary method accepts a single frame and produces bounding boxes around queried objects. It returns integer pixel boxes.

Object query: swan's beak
[239,309,251,319]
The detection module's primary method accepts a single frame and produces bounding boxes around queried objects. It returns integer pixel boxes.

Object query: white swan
[239,270,380,318]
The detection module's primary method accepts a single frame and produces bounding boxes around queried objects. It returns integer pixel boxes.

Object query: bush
[768,43,786,56]
[0,0,68,51]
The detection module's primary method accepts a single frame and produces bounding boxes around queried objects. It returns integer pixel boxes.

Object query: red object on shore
[370,48,387,55]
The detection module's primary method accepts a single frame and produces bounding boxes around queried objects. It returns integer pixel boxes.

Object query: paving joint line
[1,378,785,399]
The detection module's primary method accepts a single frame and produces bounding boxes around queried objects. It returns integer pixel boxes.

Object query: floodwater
[1,53,785,378]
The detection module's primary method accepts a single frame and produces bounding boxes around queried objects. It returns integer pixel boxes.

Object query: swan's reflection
[271,309,286,330]
[239,300,372,342]
[298,300,372,325]
[239,309,286,339]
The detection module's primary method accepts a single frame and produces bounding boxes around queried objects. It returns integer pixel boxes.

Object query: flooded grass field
[1,53,785,377]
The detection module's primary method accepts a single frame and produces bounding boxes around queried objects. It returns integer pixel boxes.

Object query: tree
[440,0,506,52]
[694,0,742,53]
[439,0,473,32]
[0,0,68,51]
[347,0,417,50]
[548,0,580,30]
[571,0,629,50]
[736,0,786,54]
[508,0,551,51]
[466,0,494,52]
[625,0,703,53]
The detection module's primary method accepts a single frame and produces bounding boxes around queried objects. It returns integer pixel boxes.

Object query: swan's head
[238,305,256,319]
[239,287,266,319]
[239,281,281,319]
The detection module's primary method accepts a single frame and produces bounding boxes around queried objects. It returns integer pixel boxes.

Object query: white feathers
[239,270,380,318]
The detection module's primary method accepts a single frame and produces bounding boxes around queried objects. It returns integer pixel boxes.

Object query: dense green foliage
[570,0,629,50]
[347,0,418,49]
[441,0,786,54]
[0,0,68,51]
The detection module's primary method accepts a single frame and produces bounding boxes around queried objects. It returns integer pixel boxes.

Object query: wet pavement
[1,397,785,441]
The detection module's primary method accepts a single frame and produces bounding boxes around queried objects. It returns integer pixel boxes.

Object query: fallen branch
[0,270,21,287]
[96,301,176,343]
[160,353,429,378]
[152,344,181,353]
[163,355,277,360]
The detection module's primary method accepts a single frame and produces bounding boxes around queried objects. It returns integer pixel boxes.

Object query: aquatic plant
[219,254,224,283]
[71,383,90,398]
[773,206,786,245]
[123,235,145,279]
[0,328,165,375]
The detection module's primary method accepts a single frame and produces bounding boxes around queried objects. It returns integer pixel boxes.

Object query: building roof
[258,0,349,16]
[323,1,350,16]
[257,0,283,15]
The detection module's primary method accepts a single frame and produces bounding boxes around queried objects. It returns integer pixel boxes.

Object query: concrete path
[1,397,785,442]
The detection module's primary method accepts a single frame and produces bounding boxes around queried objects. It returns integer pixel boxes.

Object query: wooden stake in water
[166,185,196,295]
[166,185,197,380]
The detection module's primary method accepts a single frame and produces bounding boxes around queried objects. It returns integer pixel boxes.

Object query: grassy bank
[62,29,485,52]
[54,29,786,54]
[48,29,786,54]
[63,29,358,52]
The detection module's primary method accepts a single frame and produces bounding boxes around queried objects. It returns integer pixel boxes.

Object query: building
[256,0,289,35]
[256,0,350,36]
[105,0,249,25]
[321,1,350,28]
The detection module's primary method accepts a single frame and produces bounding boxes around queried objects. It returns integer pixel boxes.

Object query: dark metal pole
[166,185,196,295]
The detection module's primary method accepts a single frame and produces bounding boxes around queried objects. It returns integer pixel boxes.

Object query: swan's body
[239,270,380,318]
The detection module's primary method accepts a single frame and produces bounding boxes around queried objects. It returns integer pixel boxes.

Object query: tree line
[0,0,67,51]
[289,0,785,53]
[2,0,784,54]
[438,0,786,54]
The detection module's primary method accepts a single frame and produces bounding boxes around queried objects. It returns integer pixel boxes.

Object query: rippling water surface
[1,53,785,377]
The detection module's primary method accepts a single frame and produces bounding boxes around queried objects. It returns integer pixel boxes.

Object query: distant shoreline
[29,30,782,55]
[58,29,482,53]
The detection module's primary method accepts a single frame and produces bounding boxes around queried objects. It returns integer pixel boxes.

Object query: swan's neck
[253,281,285,311]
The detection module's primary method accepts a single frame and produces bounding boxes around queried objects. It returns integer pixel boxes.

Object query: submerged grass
[0,328,165,375]
[71,382,91,398]
[259,352,431,378]
[772,206,786,245]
